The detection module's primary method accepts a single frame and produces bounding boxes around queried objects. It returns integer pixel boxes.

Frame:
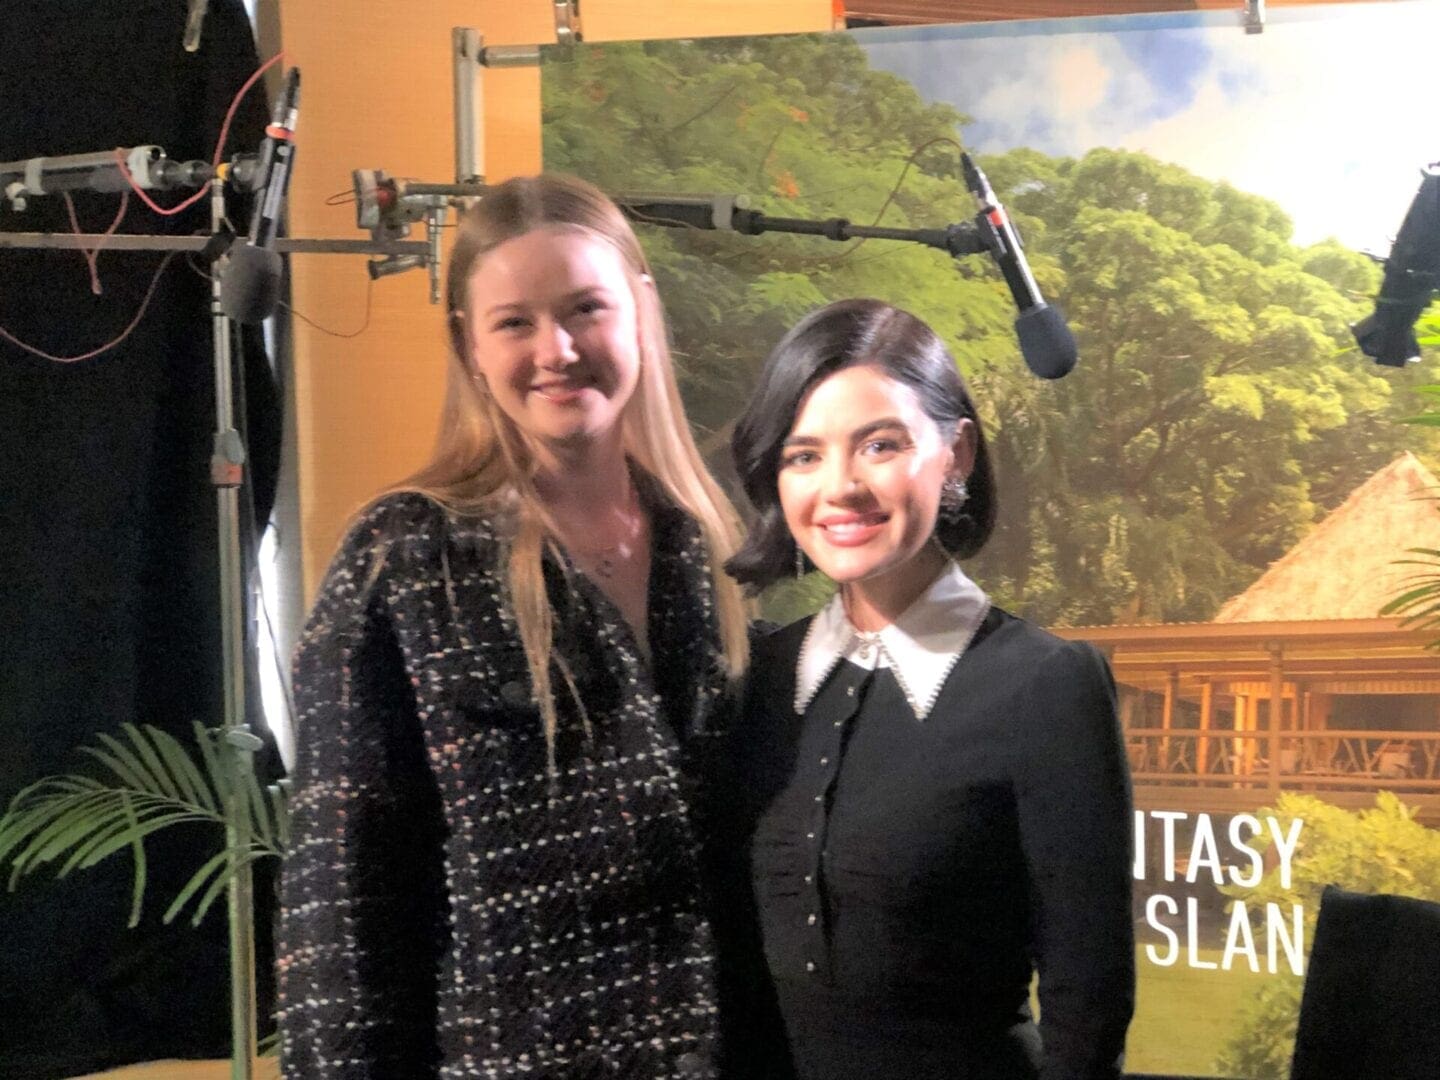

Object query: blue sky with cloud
[860,3,1438,253]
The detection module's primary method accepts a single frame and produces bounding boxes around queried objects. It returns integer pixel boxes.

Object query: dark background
[0,3,281,1076]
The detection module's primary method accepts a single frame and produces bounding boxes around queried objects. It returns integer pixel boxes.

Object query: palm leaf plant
[1382,536,1440,648]
[0,721,287,928]
[1383,362,1440,648]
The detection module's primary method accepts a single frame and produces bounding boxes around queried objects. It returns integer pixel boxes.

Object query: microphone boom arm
[614,192,990,257]
[613,185,1078,379]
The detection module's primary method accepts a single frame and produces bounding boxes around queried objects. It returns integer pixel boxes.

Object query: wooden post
[1233,693,1247,780]
[1161,669,1177,773]
[1197,678,1213,777]
[1268,643,1284,792]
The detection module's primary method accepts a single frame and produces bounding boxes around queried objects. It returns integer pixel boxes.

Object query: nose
[820,454,866,504]
[534,317,579,369]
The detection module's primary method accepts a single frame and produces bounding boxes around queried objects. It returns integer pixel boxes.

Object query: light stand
[209,172,263,1080]
[0,148,426,1080]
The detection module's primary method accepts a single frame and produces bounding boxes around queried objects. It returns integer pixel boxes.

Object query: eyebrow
[782,417,911,447]
[482,285,611,320]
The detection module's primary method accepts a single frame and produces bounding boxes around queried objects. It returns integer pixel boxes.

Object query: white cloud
[1111,11,1437,250]
[863,3,1440,252]
[1052,46,1112,116]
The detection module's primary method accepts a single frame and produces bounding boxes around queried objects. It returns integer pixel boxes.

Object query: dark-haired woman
[723,299,1135,1080]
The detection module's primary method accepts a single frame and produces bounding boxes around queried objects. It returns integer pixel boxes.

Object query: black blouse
[728,608,1135,1080]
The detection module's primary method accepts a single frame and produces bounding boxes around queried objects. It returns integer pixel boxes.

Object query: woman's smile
[814,511,890,546]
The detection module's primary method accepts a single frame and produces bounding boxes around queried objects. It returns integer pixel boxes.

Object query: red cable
[114,49,286,216]
[2,50,288,362]
[0,253,178,363]
[62,189,131,294]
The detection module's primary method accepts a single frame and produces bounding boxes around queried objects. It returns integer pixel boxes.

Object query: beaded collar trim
[793,562,991,721]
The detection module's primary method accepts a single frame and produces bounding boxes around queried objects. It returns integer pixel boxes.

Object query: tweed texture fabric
[278,490,735,1079]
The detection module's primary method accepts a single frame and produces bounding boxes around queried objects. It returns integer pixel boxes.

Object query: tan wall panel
[283,2,831,596]
[582,0,836,40]
[281,2,551,595]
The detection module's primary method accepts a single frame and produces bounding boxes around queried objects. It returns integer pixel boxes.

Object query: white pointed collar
[794,561,991,720]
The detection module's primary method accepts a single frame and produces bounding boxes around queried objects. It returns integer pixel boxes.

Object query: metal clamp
[478,43,543,68]
[1243,0,1265,35]
[555,0,582,48]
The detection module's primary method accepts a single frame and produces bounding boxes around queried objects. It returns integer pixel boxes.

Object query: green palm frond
[1398,385,1440,428]
[1417,303,1440,346]
[1381,554,1440,641]
[0,722,287,928]
[1382,475,1440,648]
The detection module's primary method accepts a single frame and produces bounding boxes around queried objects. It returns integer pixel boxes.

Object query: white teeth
[822,522,877,538]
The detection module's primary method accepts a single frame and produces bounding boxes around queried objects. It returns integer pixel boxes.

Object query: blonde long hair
[395,173,749,766]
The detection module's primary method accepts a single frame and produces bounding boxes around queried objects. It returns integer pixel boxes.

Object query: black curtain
[0,2,281,1076]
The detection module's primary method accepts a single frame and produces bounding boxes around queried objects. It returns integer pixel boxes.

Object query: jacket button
[675,1050,709,1076]
[572,1048,612,1076]
[500,680,531,708]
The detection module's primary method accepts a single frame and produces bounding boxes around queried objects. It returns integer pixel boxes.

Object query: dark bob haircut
[725,298,997,592]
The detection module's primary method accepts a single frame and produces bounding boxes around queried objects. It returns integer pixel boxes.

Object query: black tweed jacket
[278,490,740,1080]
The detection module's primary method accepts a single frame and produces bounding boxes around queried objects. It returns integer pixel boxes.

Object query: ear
[948,418,978,480]
[449,308,477,368]
[632,273,656,352]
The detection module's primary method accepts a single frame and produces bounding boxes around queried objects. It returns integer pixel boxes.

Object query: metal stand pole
[209,175,259,1080]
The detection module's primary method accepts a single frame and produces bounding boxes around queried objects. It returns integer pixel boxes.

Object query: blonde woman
[278,174,756,1079]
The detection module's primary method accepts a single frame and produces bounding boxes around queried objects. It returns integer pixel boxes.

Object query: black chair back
[1290,884,1440,1080]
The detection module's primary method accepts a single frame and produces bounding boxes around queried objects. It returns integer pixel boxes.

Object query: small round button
[807,913,817,925]
[805,961,816,973]
[675,1050,708,1077]
[500,680,531,708]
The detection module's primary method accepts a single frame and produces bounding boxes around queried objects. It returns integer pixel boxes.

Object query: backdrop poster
[542,4,1440,1076]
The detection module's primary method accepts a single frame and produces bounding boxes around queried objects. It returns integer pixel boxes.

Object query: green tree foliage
[1214,792,1440,1078]
[543,36,1440,625]
[544,35,1014,447]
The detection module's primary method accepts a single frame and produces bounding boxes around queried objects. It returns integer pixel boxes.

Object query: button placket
[800,663,871,981]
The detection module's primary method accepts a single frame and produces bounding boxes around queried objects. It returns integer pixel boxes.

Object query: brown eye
[780,450,819,470]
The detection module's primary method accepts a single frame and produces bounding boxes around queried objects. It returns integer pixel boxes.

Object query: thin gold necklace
[557,490,645,579]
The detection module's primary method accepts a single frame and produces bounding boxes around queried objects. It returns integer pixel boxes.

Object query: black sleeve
[1014,640,1135,1080]
[278,505,448,1079]
[701,645,796,1080]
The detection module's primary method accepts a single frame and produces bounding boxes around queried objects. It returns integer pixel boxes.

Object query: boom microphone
[961,152,1078,380]
[1352,164,1439,367]
[221,67,300,324]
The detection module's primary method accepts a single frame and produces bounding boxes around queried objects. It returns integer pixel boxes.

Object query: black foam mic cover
[1015,304,1078,380]
[220,243,283,324]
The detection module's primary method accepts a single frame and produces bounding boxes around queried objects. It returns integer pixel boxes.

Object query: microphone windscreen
[1352,312,1421,367]
[220,244,284,324]
[1015,304,1078,380]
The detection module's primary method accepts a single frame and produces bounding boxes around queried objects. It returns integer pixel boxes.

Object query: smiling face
[778,364,975,616]
[463,225,642,461]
